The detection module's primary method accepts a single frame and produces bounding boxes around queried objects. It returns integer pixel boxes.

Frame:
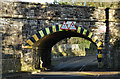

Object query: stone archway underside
[25,24,103,68]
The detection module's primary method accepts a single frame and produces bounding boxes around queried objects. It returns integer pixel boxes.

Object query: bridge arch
[25,24,103,49]
[25,24,103,68]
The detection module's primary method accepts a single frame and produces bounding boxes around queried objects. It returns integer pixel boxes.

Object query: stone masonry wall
[0,1,120,73]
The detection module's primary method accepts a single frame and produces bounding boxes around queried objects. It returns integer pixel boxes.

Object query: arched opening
[51,37,98,71]
[24,24,103,69]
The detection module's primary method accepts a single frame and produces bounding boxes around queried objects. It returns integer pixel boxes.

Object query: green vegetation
[69,37,97,55]
[58,2,119,8]
[52,37,97,57]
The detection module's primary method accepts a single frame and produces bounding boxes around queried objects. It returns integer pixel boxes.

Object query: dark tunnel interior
[35,31,96,68]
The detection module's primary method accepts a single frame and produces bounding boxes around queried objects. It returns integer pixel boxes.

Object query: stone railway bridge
[0,2,120,73]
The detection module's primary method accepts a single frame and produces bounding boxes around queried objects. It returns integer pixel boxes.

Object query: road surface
[52,55,98,71]
[2,55,120,79]
[2,71,120,79]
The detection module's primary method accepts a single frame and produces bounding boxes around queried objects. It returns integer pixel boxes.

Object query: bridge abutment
[38,48,51,69]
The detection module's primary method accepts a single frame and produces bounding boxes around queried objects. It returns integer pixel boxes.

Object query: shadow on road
[2,71,120,79]
[51,55,98,71]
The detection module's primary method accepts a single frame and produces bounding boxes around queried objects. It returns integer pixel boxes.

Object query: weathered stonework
[0,1,120,73]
